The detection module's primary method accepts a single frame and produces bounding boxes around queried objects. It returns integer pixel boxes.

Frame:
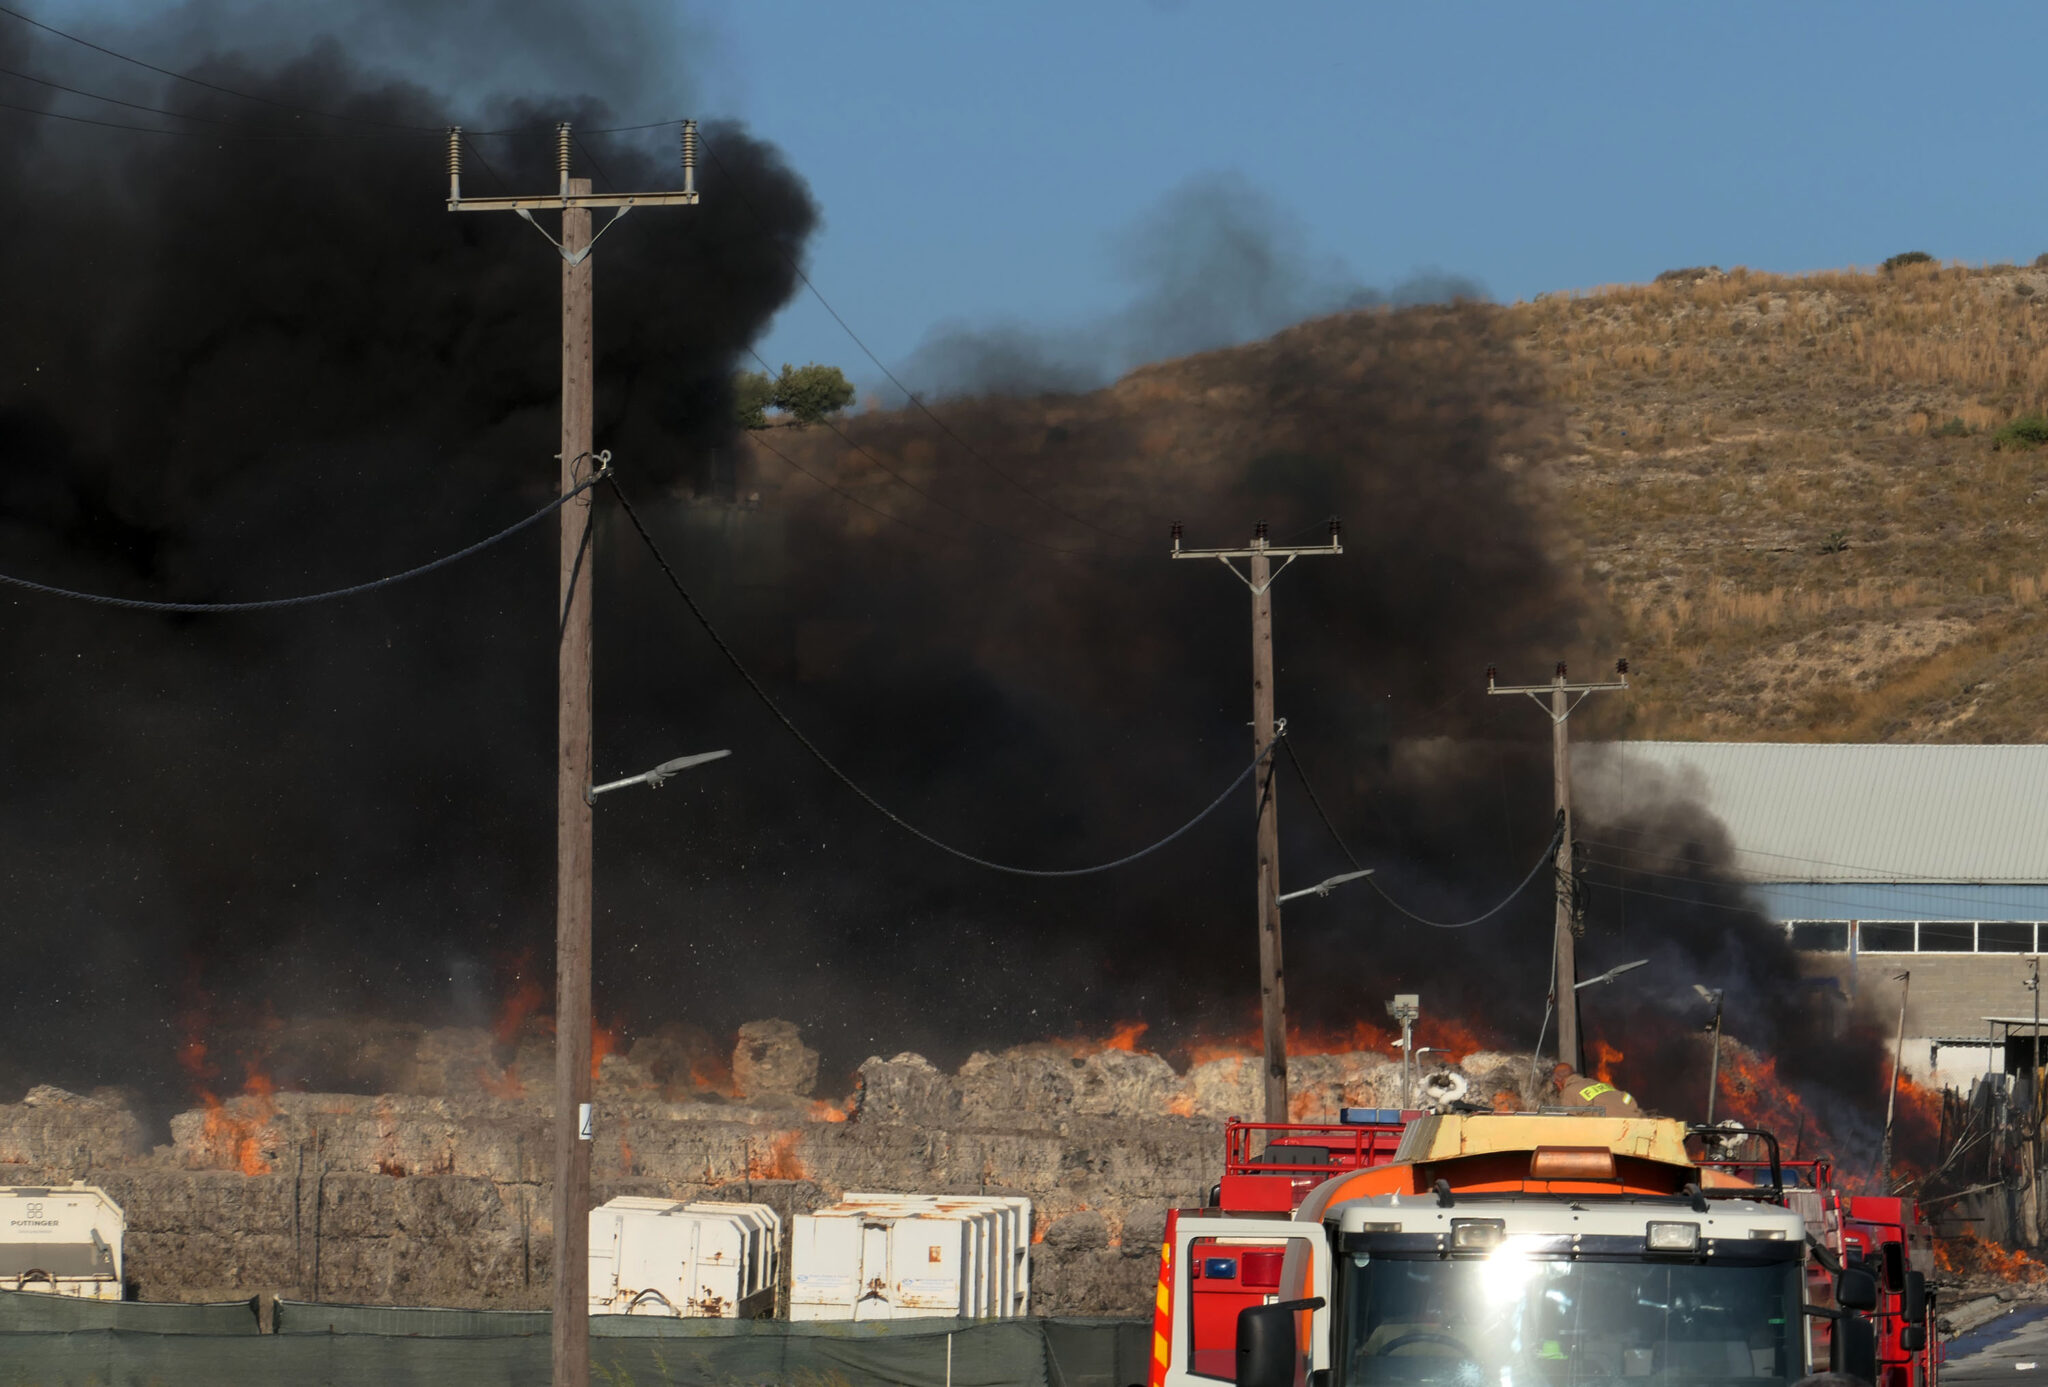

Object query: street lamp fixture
[588,749,731,802]
[1277,869,1374,904]
[1576,959,1649,991]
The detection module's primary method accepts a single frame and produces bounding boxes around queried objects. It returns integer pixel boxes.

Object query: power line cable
[1576,852,2039,924]
[0,470,605,613]
[0,10,693,139]
[0,2,439,131]
[697,135,1146,551]
[1282,738,1562,929]
[607,470,1269,877]
[0,61,251,125]
[560,160,1112,564]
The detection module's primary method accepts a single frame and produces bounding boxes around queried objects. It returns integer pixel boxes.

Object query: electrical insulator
[1616,658,1629,676]
[1169,522,1183,545]
[447,127,462,177]
[1254,521,1269,541]
[556,123,572,185]
[1329,518,1342,542]
[1556,661,1568,678]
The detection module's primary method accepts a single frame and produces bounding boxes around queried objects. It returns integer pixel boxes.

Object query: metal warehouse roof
[1574,741,2048,884]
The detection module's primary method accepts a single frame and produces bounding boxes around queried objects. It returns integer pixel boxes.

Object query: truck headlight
[1646,1221,1701,1252]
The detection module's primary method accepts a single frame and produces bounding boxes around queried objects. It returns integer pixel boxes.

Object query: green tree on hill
[734,362,855,429]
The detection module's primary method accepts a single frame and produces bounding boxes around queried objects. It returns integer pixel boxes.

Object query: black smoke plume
[0,4,1907,1163]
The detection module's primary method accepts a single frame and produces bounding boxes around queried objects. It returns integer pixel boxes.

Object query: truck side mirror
[1903,1269,1927,1325]
[1238,1297,1325,1387]
[1836,1266,1878,1312]
[1881,1240,1907,1292]
[1832,1313,1877,1384]
[1901,1324,1927,1353]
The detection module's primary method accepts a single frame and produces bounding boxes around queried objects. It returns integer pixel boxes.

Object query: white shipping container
[790,1193,1031,1321]
[0,1183,124,1300]
[588,1197,779,1318]
[843,1193,1031,1316]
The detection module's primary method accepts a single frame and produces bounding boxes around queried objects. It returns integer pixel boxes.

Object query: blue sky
[67,0,2048,393]
[699,1,2048,391]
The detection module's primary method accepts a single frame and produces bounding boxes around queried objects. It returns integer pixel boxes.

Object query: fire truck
[1148,1111,1901,1387]
[1701,1156,1938,1387]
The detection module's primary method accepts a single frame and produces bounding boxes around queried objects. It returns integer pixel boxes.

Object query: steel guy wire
[697,135,1147,552]
[1283,737,1564,929]
[608,470,1273,877]
[742,347,1112,560]
[0,469,606,613]
[741,428,967,549]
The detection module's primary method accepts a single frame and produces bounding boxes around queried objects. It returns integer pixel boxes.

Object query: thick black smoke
[0,2,810,1103]
[0,5,1900,1156]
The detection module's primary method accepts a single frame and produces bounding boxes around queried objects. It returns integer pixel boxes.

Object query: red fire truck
[1150,1109,1420,1383]
[1699,1154,1938,1387]
[1151,1112,1893,1387]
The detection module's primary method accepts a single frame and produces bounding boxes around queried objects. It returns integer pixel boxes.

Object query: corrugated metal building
[1578,742,2048,1080]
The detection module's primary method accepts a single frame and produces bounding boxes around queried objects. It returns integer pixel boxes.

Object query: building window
[1979,922,2037,953]
[1917,922,1976,953]
[1789,921,1849,952]
[1860,922,1917,952]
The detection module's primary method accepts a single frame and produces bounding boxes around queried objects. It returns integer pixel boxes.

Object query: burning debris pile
[0,1015,1538,1310]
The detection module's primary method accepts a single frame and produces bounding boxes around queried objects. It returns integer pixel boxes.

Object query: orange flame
[195,1068,277,1176]
[1183,1013,1496,1068]
[1939,1229,2048,1283]
[1167,1093,1196,1118]
[1590,1039,1624,1085]
[493,974,548,1046]
[619,1136,635,1174]
[810,1099,848,1123]
[688,1051,737,1098]
[591,1019,621,1084]
[748,1130,806,1180]
[1056,1016,1155,1048]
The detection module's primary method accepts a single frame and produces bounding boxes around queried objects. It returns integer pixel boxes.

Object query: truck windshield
[1339,1249,1803,1387]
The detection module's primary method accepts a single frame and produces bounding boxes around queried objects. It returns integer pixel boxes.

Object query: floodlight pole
[1486,660,1629,1075]
[1173,520,1343,1125]
[448,121,700,1387]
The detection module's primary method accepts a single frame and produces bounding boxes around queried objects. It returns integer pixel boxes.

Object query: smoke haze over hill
[0,3,1905,1164]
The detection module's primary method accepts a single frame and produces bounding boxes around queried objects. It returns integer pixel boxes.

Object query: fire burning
[1938,1228,2048,1284]
[748,1131,806,1181]
[176,996,278,1176]
[1181,1014,1498,1070]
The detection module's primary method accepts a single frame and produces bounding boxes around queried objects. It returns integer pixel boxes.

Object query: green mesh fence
[0,1289,258,1335]
[0,1295,1147,1387]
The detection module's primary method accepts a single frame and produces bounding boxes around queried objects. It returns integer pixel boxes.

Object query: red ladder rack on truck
[1152,1109,1420,1385]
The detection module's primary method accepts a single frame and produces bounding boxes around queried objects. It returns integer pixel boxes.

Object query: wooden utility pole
[1876,970,1911,1184]
[448,121,699,1387]
[1172,520,1342,1124]
[1486,660,1629,1075]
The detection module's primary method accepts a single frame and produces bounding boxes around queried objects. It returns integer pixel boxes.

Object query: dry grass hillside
[748,258,2048,745]
[1514,259,2048,742]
